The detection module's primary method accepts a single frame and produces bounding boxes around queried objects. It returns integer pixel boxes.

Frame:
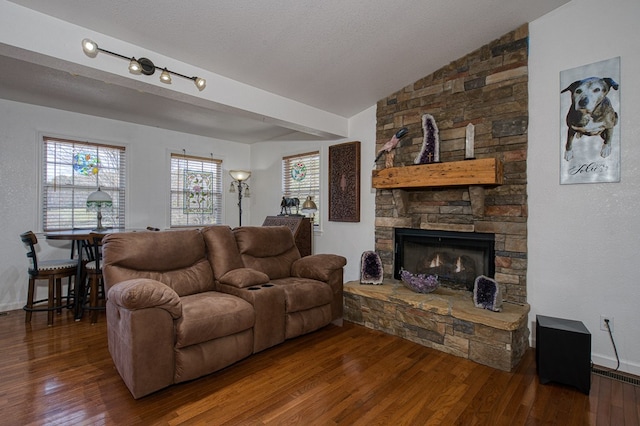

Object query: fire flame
[454,257,464,273]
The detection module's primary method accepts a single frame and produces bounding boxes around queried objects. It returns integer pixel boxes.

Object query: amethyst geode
[360,251,383,285]
[473,275,503,312]
[400,268,439,294]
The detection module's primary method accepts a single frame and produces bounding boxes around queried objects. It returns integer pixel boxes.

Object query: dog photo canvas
[560,57,621,184]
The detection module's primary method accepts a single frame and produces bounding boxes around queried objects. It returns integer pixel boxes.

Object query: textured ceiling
[3,0,569,142]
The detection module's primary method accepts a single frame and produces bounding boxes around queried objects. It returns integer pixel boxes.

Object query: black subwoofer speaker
[536,315,591,394]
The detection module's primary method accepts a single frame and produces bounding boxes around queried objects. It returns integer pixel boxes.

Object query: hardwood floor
[1,309,638,425]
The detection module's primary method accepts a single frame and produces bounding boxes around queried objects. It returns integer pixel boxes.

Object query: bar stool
[20,231,77,326]
[84,233,105,323]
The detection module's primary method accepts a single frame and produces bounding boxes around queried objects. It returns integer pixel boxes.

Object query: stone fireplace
[343,24,530,371]
[373,23,529,305]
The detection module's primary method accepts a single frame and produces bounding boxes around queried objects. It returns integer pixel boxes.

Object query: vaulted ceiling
[1,0,569,143]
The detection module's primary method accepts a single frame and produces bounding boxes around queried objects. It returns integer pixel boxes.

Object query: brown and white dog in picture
[561,77,619,161]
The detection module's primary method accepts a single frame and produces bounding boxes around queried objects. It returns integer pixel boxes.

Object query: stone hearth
[344,280,530,371]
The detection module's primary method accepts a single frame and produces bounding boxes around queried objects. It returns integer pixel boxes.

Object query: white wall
[250,106,377,282]
[529,0,640,375]
[0,99,251,311]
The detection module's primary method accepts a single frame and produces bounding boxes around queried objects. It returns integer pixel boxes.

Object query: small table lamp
[86,187,113,231]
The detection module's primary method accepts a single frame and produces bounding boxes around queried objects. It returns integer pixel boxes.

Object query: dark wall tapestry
[328,141,360,222]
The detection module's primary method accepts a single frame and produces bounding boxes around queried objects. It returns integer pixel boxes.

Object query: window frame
[41,135,126,232]
[169,152,223,228]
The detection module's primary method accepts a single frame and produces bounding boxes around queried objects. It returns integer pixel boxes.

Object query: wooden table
[45,228,132,320]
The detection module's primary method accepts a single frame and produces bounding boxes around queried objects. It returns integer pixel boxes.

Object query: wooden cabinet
[262,216,313,257]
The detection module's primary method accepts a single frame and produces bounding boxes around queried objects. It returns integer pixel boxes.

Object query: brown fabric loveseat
[102,225,346,399]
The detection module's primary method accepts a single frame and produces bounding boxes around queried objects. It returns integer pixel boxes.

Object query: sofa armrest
[291,254,347,281]
[219,268,270,288]
[106,280,179,398]
[108,278,182,319]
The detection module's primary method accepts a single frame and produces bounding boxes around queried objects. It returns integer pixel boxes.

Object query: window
[42,136,126,231]
[282,151,320,225]
[170,153,223,227]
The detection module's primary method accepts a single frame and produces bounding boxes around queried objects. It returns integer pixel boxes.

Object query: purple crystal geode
[400,269,439,294]
[473,275,503,312]
[360,251,383,285]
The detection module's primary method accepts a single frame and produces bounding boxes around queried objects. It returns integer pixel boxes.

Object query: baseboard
[0,303,24,314]
[591,353,640,378]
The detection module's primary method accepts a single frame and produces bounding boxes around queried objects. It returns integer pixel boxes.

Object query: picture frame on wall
[560,57,621,184]
[328,141,361,222]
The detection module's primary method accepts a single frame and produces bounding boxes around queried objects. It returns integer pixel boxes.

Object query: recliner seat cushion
[175,292,254,348]
[270,277,333,313]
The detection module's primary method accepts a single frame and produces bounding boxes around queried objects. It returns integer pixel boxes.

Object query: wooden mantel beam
[372,158,503,189]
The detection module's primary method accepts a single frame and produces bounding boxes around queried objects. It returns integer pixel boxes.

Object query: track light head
[194,77,207,91]
[160,68,172,84]
[81,39,99,58]
[128,58,142,74]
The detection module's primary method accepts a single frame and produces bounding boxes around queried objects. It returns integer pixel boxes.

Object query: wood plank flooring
[0,309,638,425]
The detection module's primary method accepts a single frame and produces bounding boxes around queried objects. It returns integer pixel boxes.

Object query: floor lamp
[229,170,251,226]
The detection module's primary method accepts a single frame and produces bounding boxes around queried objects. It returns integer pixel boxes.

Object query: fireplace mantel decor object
[473,275,503,312]
[400,269,440,294]
[415,113,440,164]
[360,251,383,285]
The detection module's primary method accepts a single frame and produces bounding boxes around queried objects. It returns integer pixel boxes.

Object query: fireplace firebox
[394,228,495,291]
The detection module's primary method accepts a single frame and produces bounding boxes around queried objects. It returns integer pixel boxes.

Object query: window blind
[282,151,320,225]
[170,153,223,227]
[42,136,126,231]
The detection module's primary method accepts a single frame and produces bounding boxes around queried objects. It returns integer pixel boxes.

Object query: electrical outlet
[600,315,614,332]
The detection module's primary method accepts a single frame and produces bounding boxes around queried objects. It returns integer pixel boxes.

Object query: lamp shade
[301,196,318,214]
[86,187,113,211]
[229,170,251,181]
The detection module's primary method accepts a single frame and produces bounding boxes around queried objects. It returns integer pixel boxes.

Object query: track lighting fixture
[160,68,172,84]
[128,58,142,74]
[81,38,206,91]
